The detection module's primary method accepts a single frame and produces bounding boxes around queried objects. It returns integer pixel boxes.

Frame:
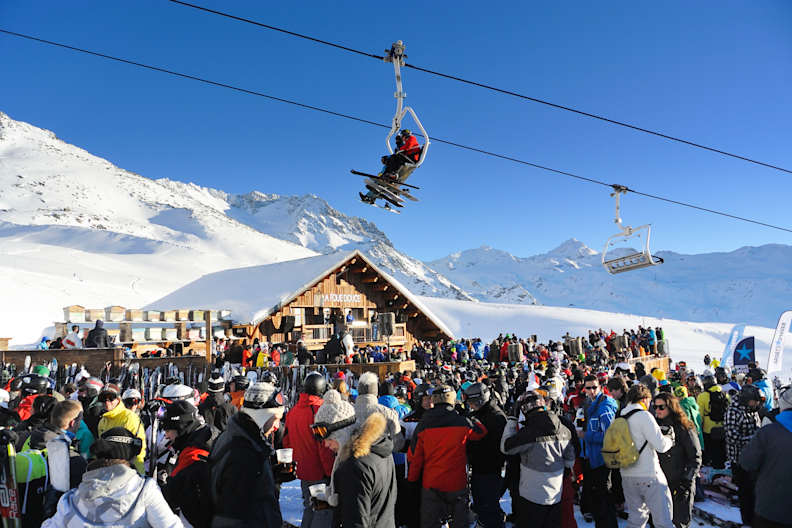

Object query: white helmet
[161,383,196,405]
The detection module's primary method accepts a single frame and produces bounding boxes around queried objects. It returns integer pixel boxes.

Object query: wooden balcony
[300,323,407,349]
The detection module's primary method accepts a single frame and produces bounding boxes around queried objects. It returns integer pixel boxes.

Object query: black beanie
[91,427,141,461]
[161,400,200,437]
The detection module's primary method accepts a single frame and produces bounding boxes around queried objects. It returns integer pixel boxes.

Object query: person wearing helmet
[162,399,217,528]
[746,367,774,412]
[15,374,50,422]
[360,129,423,203]
[77,377,106,437]
[43,427,180,528]
[122,388,144,415]
[210,382,284,527]
[199,373,237,433]
[96,384,147,474]
[229,375,250,409]
[161,383,196,405]
[283,372,335,528]
[463,382,507,528]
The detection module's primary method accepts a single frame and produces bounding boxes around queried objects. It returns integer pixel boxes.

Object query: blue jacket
[582,393,619,468]
[754,379,774,412]
[378,395,409,465]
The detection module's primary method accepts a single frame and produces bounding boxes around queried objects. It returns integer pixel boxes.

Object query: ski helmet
[394,385,408,399]
[462,382,491,407]
[412,383,432,406]
[738,384,763,407]
[400,128,412,137]
[161,383,195,403]
[122,388,142,407]
[701,374,716,389]
[207,374,225,393]
[748,367,765,382]
[302,372,327,396]
[230,375,250,392]
[21,375,49,395]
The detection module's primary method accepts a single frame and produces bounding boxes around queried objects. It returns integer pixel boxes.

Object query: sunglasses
[584,385,598,390]
[98,393,118,403]
[310,415,356,441]
[654,404,667,410]
[123,398,140,408]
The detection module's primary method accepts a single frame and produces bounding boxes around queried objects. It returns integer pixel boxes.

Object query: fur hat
[357,372,379,396]
[314,389,356,443]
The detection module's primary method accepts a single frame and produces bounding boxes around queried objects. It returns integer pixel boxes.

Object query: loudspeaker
[280,316,296,334]
[377,312,395,337]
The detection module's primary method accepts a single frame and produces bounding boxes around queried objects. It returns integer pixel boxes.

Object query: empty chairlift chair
[601,185,663,274]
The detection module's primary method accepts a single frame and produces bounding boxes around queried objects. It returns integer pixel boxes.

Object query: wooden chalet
[151,250,455,350]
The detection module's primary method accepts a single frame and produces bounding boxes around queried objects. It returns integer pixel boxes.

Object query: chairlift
[602,185,663,274]
[382,40,430,180]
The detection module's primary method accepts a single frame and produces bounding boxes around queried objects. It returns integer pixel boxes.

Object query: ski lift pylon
[602,185,663,274]
[383,41,429,176]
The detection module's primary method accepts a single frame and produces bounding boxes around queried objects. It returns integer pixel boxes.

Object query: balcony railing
[301,324,406,345]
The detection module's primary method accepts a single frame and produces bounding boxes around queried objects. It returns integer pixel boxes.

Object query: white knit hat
[314,389,356,443]
[357,372,379,396]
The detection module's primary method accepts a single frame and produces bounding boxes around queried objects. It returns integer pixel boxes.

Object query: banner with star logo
[732,336,755,373]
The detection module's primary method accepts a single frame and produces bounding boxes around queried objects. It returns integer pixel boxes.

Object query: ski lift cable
[165,0,792,177]
[2,28,791,235]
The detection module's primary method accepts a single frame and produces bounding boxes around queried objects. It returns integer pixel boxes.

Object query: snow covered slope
[0,111,466,343]
[428,239,792,326]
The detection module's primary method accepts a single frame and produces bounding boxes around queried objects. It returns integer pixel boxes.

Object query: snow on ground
[419,296,788,379]
[278,481,724,528]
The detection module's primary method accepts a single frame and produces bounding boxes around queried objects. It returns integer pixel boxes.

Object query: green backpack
[601,409,648,469]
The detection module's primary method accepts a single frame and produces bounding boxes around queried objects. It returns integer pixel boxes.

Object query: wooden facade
[241,254,451,350]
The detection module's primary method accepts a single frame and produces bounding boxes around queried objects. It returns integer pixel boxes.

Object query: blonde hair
[51,400,83,429]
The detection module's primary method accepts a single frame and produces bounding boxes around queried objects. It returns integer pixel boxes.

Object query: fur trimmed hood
[340,413,391,462]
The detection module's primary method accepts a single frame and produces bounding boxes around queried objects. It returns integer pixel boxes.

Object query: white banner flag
[721,323,746,367]
[767,310,792,374]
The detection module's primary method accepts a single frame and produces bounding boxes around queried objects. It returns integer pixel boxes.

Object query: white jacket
[63,331,82,349]
[619,403,673,479]
[42,463,182,528]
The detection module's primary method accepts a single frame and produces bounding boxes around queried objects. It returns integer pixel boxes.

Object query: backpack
[601,408,648,469]
[708,391,728,423]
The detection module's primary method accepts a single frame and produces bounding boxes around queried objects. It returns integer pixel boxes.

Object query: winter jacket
[198,392,237,433]
[723,398,760,466]
[467,400,507,475]
[164,425,216,528]
[334,414,397,528]
[655,416,701,487]
[618,403,673,479]
[42,463,182,528]
[501,409,574,505]
[740,410,792,524]
[209,412,282,528]
[696,386,726,434]
[407,403,487,492]
[282,393,336,481]
[581,392,619,468]
[678,396,704,447]
[297,344,313,365]
[753,378,775,412]
[378,395,409,465]
[80,396,106,438]
[63,331,82,349]
[354,394,402,450]
[16,394,39,422]
[398,134,421,161]
[85,320,112,349]
[98,402,146,473]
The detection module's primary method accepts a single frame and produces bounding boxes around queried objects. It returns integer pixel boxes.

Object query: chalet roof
[147,250,455,338]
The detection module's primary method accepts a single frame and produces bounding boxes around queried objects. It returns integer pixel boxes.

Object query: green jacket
[679,396,704,447]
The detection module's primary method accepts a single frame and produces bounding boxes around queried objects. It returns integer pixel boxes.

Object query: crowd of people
[2,325,790,528]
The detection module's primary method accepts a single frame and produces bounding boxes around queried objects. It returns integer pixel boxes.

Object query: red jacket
[16,394,39,422]
[283,393,335,481]
[398,135,421,161]
[408,404,487,492]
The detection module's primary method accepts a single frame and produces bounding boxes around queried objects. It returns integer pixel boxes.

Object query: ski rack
[602,185,663,274]
[383,40,429,169]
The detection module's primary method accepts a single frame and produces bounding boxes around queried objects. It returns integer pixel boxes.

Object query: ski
[351,170,420,189]
[0,434,21,526]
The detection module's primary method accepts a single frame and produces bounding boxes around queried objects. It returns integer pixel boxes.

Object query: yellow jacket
[98,401,147,473]
[696,385,727,434]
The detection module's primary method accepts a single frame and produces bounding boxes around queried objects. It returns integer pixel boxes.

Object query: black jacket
[199,392,237,433]
[467,400,507,475]
[656,416,701,485]
[335,415,397,528]
[209,412,282,528]
[85,320,112,348]
[165,425,217,528]
[297,344,313,365]
[79,395,106,438]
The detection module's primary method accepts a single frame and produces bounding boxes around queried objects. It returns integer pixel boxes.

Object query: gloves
[273,462,297,484]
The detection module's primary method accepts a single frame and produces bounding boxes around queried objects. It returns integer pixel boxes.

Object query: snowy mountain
[428,239,792,326]
[0,111,467,343]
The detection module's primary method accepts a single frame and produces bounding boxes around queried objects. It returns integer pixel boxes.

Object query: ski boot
[359,192,375,204]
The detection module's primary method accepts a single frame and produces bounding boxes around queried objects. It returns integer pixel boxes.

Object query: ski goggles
[310,415,356,441]
[242,390,285,410]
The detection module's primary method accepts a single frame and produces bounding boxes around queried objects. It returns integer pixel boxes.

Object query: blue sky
[2,1,791,261]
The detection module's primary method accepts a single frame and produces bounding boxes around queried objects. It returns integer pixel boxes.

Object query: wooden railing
[300,323,407,346]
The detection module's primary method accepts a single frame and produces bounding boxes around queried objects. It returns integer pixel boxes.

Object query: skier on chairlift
[360,129,422,204]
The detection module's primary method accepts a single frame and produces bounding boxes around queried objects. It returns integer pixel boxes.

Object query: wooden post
[205,310,212,366]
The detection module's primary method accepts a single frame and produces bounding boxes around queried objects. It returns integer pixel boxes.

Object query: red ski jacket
[283,393,336,481]
[408,404,487,492]
[17,394,39,422]
[398,135,421,161]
